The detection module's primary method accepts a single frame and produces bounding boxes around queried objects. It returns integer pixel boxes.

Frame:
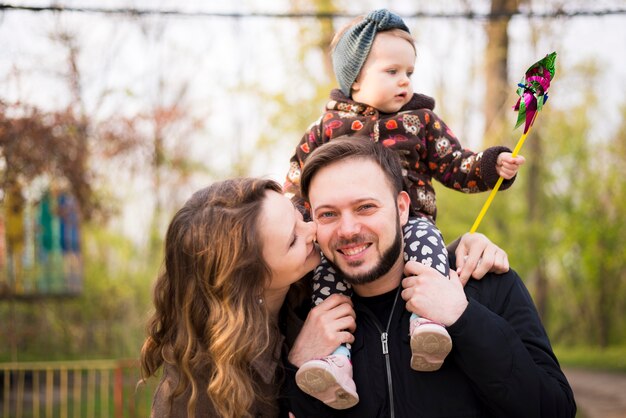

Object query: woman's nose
[304,220,317,242]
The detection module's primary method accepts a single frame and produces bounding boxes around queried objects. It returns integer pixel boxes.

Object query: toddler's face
[351,32,415,113]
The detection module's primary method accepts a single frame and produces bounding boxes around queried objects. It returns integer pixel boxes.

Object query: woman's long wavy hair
[140,178,283,418]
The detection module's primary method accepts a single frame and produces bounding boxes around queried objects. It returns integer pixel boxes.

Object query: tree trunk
[483,0,518,146]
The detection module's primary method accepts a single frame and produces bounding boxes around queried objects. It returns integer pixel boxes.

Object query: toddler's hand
[496,152,525,179]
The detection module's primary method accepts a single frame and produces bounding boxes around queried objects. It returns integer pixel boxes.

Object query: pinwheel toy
[470,52,557,233]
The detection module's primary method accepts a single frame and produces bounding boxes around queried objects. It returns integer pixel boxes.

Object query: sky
[1,0,625,241]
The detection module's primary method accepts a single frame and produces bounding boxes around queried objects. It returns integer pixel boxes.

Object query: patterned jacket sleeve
[284,116,326,213]
[420,110,516,193]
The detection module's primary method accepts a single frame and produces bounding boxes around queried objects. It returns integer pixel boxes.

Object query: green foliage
[436,66,626,348]
[0,223,161,362]
[544,104,626,347]
[254,9,337,171]
[2,0,624,366]
[554,345,626,372]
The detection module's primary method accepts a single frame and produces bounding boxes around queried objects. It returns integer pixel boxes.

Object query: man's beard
[327,221,403,286]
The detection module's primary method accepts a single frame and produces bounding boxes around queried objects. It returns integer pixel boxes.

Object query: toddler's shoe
[409,317,452,372]
[295,354,359,409]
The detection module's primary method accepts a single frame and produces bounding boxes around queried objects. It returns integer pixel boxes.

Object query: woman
[140,177,508,418]
[141,178,326,418]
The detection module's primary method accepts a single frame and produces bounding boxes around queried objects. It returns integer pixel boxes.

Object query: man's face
[308,157,410,286]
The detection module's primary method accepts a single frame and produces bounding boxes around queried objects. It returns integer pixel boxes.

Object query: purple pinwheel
[470,52,557,233]
[513,52,557,133]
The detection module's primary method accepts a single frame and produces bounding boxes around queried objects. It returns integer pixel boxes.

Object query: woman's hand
[402,261,468,327]
[451,232,509,285]
[287,294,356,368]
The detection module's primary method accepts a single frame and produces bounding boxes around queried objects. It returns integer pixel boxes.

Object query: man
[284,138,576,417]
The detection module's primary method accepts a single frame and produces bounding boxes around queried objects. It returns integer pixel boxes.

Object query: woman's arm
[283,294,356,417]
[287,294,356,367]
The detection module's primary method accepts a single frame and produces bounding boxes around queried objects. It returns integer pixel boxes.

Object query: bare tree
[483,0,520,146]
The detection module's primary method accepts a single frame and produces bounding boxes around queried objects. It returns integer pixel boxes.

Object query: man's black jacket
[283,268,576,418]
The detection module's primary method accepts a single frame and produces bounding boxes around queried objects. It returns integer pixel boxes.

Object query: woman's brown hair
[140,178,283,418]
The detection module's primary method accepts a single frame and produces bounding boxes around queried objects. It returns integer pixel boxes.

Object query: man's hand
[496,152,525,179]
[454,232,509,285]
[401,261,468,327]
[287,294,356,367]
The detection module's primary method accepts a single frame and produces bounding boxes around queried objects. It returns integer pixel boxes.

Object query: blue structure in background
[0,186,83,299]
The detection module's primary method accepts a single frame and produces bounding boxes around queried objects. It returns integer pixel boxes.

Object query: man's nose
[338,214,360,237]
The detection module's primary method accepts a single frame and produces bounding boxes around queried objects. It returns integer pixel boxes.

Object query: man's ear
[397,191,411,226]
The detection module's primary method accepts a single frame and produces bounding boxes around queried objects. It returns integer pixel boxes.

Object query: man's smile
[338,243,371,257]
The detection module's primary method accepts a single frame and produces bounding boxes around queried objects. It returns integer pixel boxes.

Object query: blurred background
[0,0,625,416]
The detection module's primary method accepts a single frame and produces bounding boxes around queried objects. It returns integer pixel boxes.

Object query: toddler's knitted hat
[332,9,410,97]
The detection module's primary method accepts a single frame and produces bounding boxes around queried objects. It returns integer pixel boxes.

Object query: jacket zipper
[370,287,401,418]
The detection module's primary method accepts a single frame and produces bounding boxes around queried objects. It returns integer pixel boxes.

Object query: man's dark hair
[300,137,405,202]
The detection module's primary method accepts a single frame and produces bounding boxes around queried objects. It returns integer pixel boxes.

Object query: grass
[554,345,626,373]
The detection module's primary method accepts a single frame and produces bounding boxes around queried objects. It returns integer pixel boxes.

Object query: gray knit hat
[332,9,410,97]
